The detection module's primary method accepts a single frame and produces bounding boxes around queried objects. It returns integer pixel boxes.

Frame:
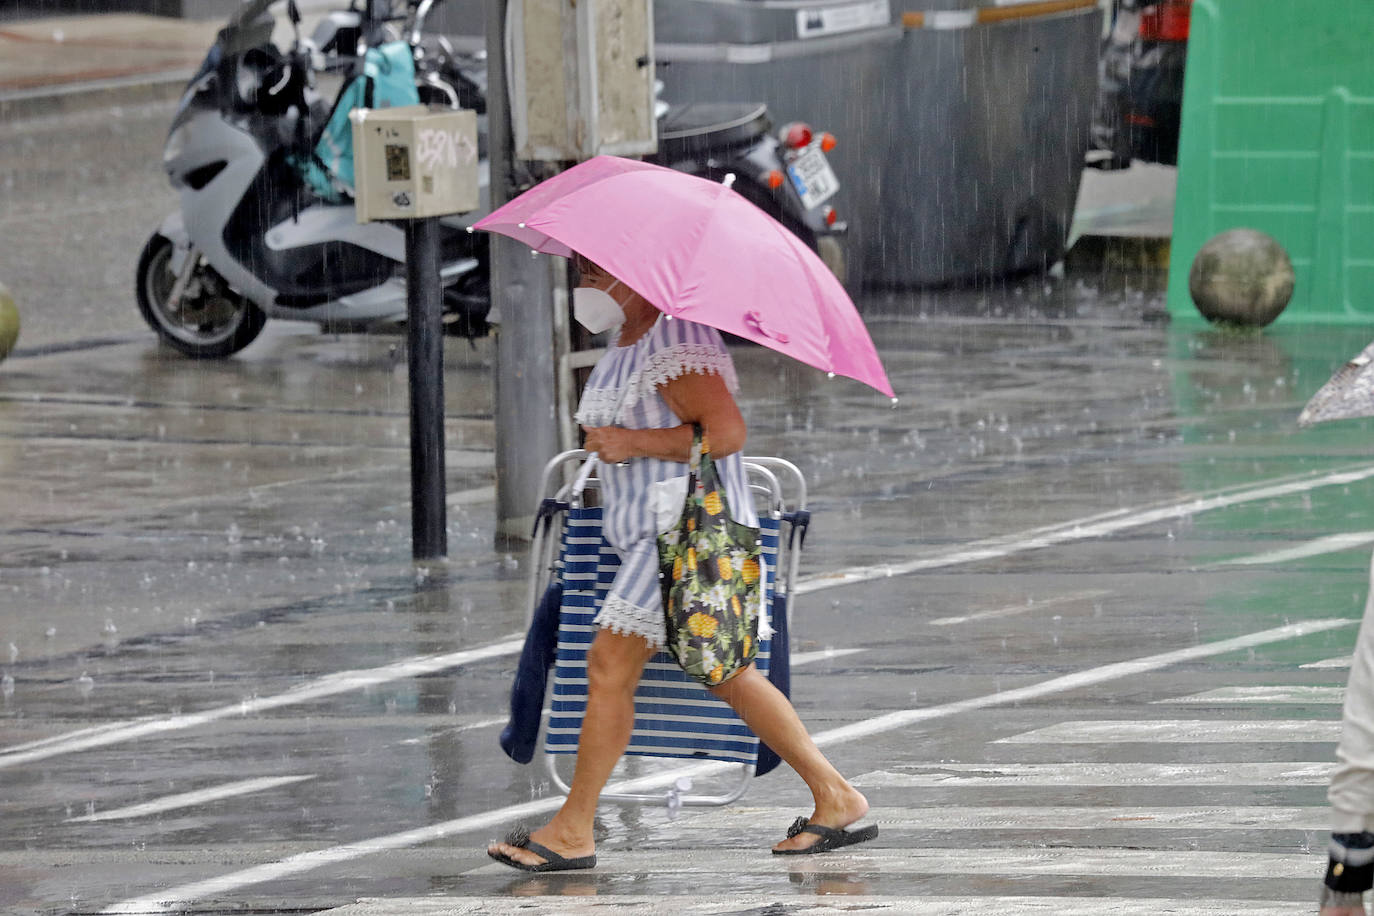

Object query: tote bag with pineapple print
[657,426,763,686]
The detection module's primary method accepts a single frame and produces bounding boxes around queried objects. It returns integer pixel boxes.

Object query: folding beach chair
[524,450,809,807]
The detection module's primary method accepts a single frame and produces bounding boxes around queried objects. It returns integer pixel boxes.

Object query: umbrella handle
[744,310,790,344]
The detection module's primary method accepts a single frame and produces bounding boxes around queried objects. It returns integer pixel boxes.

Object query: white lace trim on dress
[573,386,627,426]
[637,343,739,402]
[575,343,739,425]
[596,593,665,647]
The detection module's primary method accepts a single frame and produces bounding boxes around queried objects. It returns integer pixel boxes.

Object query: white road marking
[1161,686,1345,704]
[461,846,1325,879]
[1216,531,1374,567]
[320,897,1312,916]
[101,795,572,914]
[397,646,868,746]
[66,775,316,823]
[7,642,865,770]
[29,465,1372,772]
[641,804,1329,833]
[1303,656,1353,669]
[102,618,1350,914]
[998,719,1341,744]
[790,647,864,665]
[808,620,1351,749]
[397,646,867,745]
[849,761,1335,787]
[796,463,1374,594]
[2,719,164,756]
[0,636,524,770]
[396,717,510,746]
[928,590,1111,627]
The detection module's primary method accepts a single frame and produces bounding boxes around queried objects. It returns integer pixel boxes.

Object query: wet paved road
[4,281,1373,914]
[4,91,1374,916]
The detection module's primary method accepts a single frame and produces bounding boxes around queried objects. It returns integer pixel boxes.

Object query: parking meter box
[349,105,480,222]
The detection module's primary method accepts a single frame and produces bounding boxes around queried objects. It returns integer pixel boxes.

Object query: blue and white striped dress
[574,315,758,647]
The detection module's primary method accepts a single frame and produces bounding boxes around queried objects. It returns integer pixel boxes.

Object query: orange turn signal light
[819,132,837,153]
[767,169,785,190]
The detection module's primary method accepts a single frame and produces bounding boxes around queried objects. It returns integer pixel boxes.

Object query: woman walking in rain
[485,253,877,871]
[474,155,893,872]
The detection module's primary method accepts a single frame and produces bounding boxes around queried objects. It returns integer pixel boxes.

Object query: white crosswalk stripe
[592,674,1350,912]
[320,897,1319,916]
[467,847,1322,878]
[850,761,1334,786]
[1302,656,1353,669]
[996,718,1342,743]
[95,621,1356,915]
[636,804,1330,833]
[1161,686,1345,704]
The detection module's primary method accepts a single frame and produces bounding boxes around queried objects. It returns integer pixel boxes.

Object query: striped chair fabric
[547,506,779,764]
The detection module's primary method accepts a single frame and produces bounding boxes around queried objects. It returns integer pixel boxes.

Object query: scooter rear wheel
[135,234,267,359]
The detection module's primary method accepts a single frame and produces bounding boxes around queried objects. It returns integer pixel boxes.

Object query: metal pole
[405,216,447,559]
[488,0,562,543]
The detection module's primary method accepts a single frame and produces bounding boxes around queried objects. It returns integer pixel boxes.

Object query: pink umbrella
[473,155,895,398]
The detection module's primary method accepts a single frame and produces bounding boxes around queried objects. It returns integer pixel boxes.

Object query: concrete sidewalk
[0,15,218,93]
[0,2,340,117]
[0,13,216,116]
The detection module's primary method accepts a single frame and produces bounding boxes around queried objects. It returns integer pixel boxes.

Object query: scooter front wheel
[135,234,267,359]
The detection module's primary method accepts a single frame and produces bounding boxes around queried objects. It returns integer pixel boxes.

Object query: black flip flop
[488,826,597,873]
[772,816,879,855]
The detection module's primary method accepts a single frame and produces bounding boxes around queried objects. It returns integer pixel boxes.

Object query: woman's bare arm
[581,370,746,463]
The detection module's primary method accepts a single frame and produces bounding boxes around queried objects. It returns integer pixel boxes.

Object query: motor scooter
[138,0,845,358]
[138,0,490,357]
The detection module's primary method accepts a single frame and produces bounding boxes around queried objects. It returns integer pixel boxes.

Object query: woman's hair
[571,252,608,281]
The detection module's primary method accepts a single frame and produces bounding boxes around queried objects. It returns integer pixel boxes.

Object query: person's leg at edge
[708,663,869,852]
[488,628,655,867]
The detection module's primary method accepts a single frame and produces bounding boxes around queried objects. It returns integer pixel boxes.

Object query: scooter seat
[657,103,770,158]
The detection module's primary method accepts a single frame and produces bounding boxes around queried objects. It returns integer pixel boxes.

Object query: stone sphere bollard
[1188,228,1296,327]
[0,282,19,363]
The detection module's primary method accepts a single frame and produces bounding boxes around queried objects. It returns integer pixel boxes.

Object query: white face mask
[572,280,624,334]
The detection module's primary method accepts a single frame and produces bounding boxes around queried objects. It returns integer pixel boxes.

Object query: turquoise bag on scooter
[295,40,420,202]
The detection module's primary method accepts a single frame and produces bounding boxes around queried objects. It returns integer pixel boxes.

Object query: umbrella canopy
[1298,339,1374,427]
[474,156,894,398]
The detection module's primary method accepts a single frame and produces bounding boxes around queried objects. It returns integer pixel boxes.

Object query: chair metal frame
[524,449,808,807]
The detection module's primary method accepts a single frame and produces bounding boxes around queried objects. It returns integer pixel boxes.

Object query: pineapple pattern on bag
[657,428,763,686]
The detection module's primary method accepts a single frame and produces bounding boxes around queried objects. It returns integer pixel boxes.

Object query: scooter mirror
[286,1,302,26]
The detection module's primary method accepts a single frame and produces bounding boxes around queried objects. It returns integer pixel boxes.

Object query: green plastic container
[1167,0,1374,324]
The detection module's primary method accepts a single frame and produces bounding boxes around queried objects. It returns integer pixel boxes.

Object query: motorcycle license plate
[786,147,839,210]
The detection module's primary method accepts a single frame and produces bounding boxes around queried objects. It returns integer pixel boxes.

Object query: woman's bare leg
[709,664,869,852]
[488,629,655,866]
